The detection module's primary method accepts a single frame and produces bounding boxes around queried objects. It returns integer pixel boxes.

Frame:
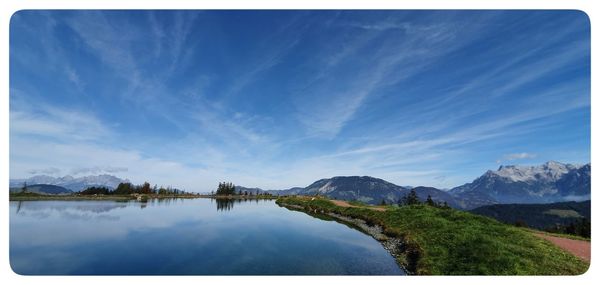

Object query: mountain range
[10,161,590,209]
[449,161,590,209]
[235,161,590,209]
[9,184,73,195]
[9,174,129,192]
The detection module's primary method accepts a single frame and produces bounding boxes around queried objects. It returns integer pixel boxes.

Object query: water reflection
[12,200,129,220]
[13,198,240,215]
[215,198,235,211]
[212,198,274,211]
[10,198,404,275]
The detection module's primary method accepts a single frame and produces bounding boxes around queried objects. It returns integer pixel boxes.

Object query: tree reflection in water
[215,198,236,211]
[212,198,273,211]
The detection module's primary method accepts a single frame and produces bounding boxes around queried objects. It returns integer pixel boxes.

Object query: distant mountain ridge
[302,176,404,203]
[470,200,590,230]
[235,161,590,209]
[10,184,72,195]
[238,176,453,206]
[234,186,305,195]
[9,174,129,192]
[450,161,590,209]
[11,161,589,208]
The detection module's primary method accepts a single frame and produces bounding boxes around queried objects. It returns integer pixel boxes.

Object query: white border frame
[1,1,596,285]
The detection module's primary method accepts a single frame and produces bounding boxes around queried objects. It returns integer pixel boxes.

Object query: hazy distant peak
[9,174,130,191]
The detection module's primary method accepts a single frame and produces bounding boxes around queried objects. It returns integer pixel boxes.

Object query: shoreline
[275,196,590,275]
[198,195,278,199]
[9,195,201,201]
[9,194,280,201]
[277,202,412,275]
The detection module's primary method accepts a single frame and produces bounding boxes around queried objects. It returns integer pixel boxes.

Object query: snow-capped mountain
[450,161,590,209]
[10,174,130,192]
[493,161,579,183]
[230,161,590,209]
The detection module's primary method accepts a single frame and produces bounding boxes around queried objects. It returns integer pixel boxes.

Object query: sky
[9,10,590,192]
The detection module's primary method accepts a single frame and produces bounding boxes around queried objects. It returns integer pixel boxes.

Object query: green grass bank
[276,196,589,275]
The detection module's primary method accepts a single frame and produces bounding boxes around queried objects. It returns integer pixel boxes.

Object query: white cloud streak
[496,153,538,164]
[291,17,476,138]
[9,11,590,191]
[10,94,111,142]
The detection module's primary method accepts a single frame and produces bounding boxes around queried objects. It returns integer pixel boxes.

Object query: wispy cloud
[71,166,128,175]
[497,152,537,164]
[344,21,412,31]
[291,16,481,139]
[221,15,308,100]
[394,18,589,126]
[10,92,112,142]
[66,11,143,96]
[64,11,271,149]
[9,11,590,190]
[10,11,86,93]
[28,167,61,175]
[64,66,83,89]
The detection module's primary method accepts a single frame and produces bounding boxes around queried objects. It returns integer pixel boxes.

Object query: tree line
[212,182,275,197]
[79,182,188,196]
[543,218,591,238]
[215,182,236,195]
[377,189,450,209]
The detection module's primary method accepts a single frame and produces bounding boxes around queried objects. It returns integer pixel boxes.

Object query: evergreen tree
[141,182,151,194]
[114,182,133,195]
[216,182,236,195]
[426,195,435,206]
[160,187,168,195]
[514,220,528,227]
[400,189,420,206]
[80,186,111,195]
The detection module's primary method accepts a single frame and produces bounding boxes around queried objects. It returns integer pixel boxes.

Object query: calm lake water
[10,198,404,275]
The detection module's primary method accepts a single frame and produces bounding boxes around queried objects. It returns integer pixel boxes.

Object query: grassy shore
[276,196,589,275]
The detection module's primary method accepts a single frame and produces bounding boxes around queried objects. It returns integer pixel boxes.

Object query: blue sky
[9,10,590,191]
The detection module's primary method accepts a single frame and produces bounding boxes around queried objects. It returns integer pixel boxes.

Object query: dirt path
[331,199,387,212]
[534,233,590,262]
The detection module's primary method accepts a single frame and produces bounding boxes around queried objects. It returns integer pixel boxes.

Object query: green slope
[276,196,589,275]
[10,184,72,195]
[469,200,590,234]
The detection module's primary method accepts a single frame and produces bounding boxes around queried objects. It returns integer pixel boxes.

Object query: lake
[10,198,404,275]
